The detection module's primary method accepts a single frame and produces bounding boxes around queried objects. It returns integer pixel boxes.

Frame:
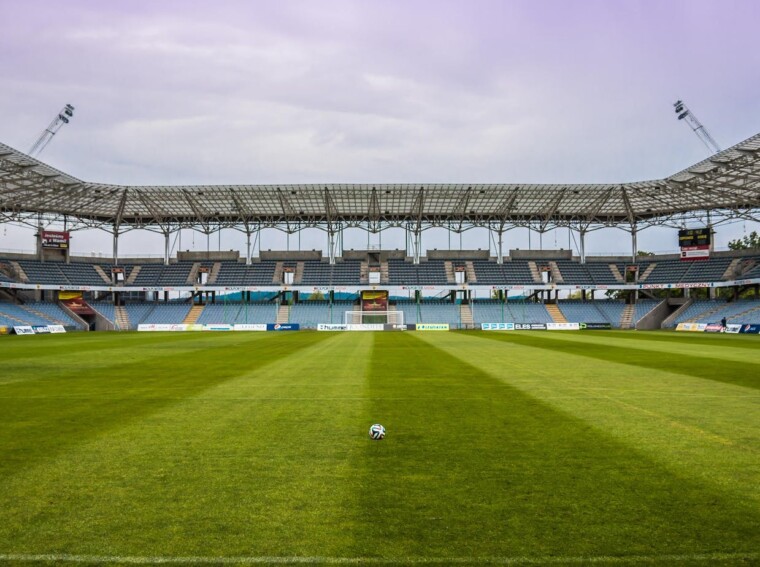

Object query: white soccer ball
[369,423,386,440]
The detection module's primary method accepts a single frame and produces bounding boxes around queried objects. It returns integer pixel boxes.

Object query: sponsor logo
[317,324,349,331]
[13,326,35,335]
[47,325,66,334]
[580,322,612,330]
[202,324,232,331]
[546,323,580,331]
[514,323,547,330]
[415,323,450,331]
[0,326,8,335]
[233,324,267,331]
[675,323,707,332]
[32,326,51,334]
[481,323,515,331]
[739,324,760,335]
[267,323,300,331]
[725,324,742,334]
[704,323,723,333]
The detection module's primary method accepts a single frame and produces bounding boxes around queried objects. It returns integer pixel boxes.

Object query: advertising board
[0,326,8,335]
[266,323,300,331]
[725,324,742,334]
[415,323,450,331]
[138,324,189,332]
[704,323,723,333]
[675,323,707,332]
[41,230,70,249]
[32,326,51,334]
[317,324,349,331]
[233,324,267,331]
[13,326,35,335]
[739,324,760,334]
[580,322,612,330]
[547,323,580,331]
[514,323,547,330]
[202,324,232,331]
[481,323,515,331]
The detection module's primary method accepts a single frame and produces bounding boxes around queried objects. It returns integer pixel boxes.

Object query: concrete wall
[427,249,490,260]
[510,249,572,260]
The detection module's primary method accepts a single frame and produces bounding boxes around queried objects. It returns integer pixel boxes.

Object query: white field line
[0,552,757,564]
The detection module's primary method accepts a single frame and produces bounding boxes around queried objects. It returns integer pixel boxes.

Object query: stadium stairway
[186,263,200,285]
[546,304,568,323]
[208,263,222,285]
[115,305,130,330]
[444,261,456,284]
[639,263,657,281]
[277,304,290,323]
[10,261,29,282]
[183,305,205,324]
[528,261,543,283]
[126,266,141,285]
[93,265,112,284]
[620,304,635,329]
[549,261,564,283]
[465,261,477,283]
[459,304,474,328]
[610,264,625,283]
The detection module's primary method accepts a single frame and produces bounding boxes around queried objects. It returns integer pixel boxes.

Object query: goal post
[344,310,404,326]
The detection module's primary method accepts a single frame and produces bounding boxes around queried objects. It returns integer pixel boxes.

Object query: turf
[0,330,758,565]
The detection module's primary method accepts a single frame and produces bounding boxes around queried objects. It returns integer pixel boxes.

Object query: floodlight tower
[673,100,720,155]
[28,104,75,158]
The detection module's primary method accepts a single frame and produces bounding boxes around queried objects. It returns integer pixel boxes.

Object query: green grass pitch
[0,330,758,565]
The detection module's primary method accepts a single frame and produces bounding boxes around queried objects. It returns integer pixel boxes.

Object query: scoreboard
[678,228,711,248]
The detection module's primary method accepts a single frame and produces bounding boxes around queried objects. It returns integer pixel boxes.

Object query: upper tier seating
[469,260,534,285]
[213,262,277,286]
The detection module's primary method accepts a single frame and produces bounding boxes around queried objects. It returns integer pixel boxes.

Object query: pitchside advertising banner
[13,326,35,335]
[481,323,515,331]
[675,322,760,334]
[0,326,8,335]
[415,323,450,331]
[266,323,300,331]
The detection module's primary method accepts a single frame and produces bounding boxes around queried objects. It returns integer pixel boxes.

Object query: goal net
[344,310,404,326]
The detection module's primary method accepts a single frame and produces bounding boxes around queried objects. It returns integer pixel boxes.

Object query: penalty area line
[0,552,757,565]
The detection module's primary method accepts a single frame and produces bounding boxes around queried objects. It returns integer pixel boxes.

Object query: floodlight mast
[28,104,75,158]
[673,100,720,155]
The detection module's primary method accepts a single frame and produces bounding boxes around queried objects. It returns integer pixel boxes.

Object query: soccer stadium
[1,128,759,564]
[2,3,760,566]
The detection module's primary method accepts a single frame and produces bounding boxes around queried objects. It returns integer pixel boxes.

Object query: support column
[631,224,638,264]
[113,228,120,266]
[579,228,586,264]
[413,230,421,264]
[328,230,337,265]
[497,228,504,264]
[164,231,170,266]
[245,230,252,265]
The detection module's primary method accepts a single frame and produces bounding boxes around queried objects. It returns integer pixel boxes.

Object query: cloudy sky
[1,0,758,258]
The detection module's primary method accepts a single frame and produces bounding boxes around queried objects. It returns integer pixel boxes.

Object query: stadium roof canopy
[1,133,759,238]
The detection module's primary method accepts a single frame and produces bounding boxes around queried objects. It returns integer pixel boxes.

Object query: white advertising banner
[233,324,267,331]
[347,324,385,331]
[202,324,233,332]
[416,323,450,331]
[546,323,581,331]
[13,326,35,335]
[138,324,188,332]
[47,325,67,333]
[481,323,515,331]
[318,324,349,331]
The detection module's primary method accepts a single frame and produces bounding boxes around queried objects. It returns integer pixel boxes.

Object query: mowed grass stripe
[473,330,760,390]
[0,332,335,479]
[494,329,759,366]
[421,331,760,504]
[0,333,374,557]
[349,332,759,559]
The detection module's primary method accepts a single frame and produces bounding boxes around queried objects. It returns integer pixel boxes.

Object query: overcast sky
[1,0,758,258]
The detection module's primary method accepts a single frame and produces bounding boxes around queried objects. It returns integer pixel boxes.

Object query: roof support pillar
[579,228,586,264]
[412,229,421,265]
[245,229,252,266]
[328,229,337,265]
[631,223,638,263]
[496,227,504,264]
[113,227,120,266]
[164,230,170,266]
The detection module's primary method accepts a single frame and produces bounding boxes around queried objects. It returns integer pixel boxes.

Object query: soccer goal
[344,310,404,326]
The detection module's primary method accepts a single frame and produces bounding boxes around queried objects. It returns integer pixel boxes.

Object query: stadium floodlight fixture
[28,103,76,158]
[672,99,720,155]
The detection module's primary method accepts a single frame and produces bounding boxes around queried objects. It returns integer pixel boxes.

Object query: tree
[728,231,760,250]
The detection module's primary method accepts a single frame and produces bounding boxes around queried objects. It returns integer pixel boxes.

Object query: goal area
[344,310,404,326]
